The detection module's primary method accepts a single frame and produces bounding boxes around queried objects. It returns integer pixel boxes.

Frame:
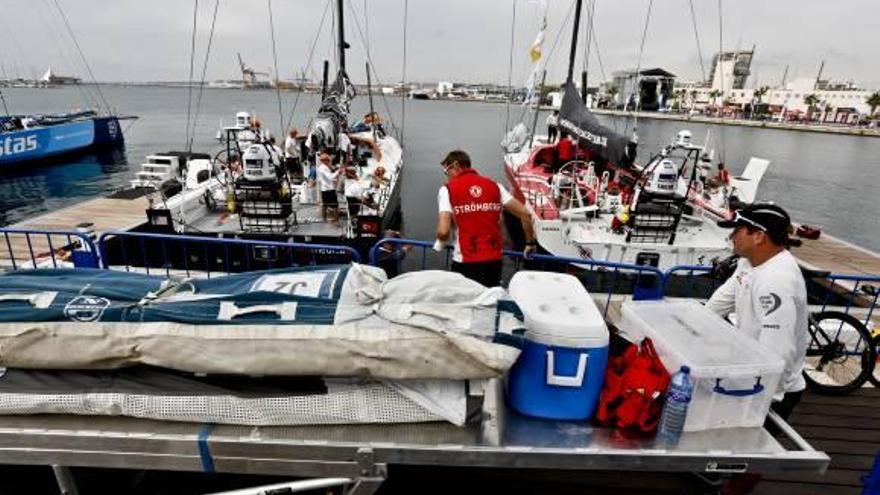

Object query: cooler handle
[545,351,588,387]
[218,301,297,321]
[713,377,764,397]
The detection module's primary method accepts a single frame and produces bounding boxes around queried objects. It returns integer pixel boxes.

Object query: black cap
[717,203,792,245]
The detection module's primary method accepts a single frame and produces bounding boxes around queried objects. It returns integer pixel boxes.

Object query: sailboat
[136,0,404,252]
[501,0,767,270]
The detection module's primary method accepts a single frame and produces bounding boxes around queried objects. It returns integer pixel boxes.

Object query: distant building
[708,49,754,92]
[436,81,454,96]
[611,68,676,111]
[39,68,81,86]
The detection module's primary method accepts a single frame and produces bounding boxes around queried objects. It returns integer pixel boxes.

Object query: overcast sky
[3,0,878,89]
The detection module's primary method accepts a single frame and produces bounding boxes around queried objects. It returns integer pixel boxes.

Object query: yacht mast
[336,0,347,72]
[566,0,585,83]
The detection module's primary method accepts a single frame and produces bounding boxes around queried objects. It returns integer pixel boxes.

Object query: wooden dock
[1,192,149,269]
[792,232,880,277]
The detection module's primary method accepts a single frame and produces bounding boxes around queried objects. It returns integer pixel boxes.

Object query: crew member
[284,129,302,179]
[317,152,341,224]
[708,162,730,188]
[554,134,575,172]
[546,110,559,143]
[434,150,537,287]
[707,203,808,420]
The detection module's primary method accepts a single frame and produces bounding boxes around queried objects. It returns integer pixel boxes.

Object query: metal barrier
[663,264,718,301]
[0,228,100,270]
[808,272,880,328]
[97,231,361,278]
[369,237,667,317]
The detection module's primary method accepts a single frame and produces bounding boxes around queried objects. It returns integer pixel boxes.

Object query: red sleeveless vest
[446,168,503,262]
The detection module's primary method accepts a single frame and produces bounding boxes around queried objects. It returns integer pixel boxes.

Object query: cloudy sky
[3,0,878,89]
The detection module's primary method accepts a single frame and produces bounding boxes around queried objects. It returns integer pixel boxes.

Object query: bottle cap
[680,365,690,374]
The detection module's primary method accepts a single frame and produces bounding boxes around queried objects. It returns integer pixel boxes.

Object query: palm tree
[804,94,820,121]
[671,89,686,111]
[750,86,769,119]
[605,85,619,108]
[867,92,880,116]
[708,90,722,113]
[689,89,698,112]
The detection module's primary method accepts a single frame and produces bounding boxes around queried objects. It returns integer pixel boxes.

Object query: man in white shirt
[283,129,301,177]
[706,203,808,420]
[317,152,341,224]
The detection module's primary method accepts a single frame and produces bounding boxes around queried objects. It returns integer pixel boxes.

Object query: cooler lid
[620,300,785,372]
[508,271,608,348]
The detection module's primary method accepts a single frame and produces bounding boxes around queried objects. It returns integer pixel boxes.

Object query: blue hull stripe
[0,117,123,165]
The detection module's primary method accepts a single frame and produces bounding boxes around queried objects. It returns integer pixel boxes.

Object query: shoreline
[583,108,880,138]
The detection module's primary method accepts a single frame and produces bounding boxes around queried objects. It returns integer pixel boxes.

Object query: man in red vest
[435,150,537,287]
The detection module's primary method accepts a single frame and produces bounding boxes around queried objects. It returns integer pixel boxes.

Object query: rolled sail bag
[0,265,524,379]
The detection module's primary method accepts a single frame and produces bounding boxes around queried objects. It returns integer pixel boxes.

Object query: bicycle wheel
[803,311,876,395]
[870,334,880,388]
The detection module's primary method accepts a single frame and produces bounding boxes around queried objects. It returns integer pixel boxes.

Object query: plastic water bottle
[657,365,693,445]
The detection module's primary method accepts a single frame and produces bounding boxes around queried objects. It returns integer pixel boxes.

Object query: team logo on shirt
[759,293,782,316]
[469,185,483,198]
[63,295,111,322]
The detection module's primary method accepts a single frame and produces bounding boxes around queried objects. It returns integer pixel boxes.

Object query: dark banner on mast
[557,81,636,166]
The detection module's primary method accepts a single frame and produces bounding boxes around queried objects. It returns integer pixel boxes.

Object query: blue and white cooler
[506,271,609,420]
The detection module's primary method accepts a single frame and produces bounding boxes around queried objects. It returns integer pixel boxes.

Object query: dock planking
[792,232,880,277]
[1,195,149,269]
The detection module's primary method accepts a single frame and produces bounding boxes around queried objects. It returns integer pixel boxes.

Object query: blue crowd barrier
[97,231,361,278]
[0,228,99,270]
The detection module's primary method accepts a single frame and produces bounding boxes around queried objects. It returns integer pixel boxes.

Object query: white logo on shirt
[469,185,483,198]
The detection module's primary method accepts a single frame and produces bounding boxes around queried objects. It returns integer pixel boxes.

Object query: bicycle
[802,310,877,395]
[870,329,880,387]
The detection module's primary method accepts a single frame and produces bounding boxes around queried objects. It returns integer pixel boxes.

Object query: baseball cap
[717,203,792,245]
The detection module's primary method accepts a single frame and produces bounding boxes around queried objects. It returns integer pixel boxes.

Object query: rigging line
[629,0,654,139]
[50,0,111,114]
[587,0,606,83]
[542,0,576,80]
[717,0,726,162]
[267,0,285,136]
[33,0,97,111]
[582,0,593,82]
[284,0,331,131]
[688,0,706,83]
[343,0,400,137]
[400,0,409,145]
[363,0,371,59]
[188,0,220,151]
[184,0,199,150]
[504,0,517,134]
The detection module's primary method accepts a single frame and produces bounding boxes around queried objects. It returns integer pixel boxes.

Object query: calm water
[2,86,880,251]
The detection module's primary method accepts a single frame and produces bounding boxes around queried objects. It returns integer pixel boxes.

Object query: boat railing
[96,231,362,278]
[0,227,100,270]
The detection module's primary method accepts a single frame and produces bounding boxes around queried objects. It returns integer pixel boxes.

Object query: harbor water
[1,86,879,251]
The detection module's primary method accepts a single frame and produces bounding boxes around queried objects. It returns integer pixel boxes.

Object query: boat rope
[267,0,286,137]
[344,1,402,140]
[627,0,654,142]
[31,0,99,112]
[184,0,199,151]
[50,0,112,115]
[0,90,9,117]
[188,0,221,152]
[400,0,409,145]
[688,0,707,83]
[582,0,593,91]
[717,0,726,163]
[586,2,607,85]
[284,0,331,131]
[504,0,517,134]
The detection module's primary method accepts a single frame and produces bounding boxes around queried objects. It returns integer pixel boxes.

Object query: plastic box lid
[619,300,785,376]
[508,271,608,348]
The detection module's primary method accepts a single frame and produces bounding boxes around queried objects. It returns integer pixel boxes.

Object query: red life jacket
[557,138,574,161]
[446,168,503,263]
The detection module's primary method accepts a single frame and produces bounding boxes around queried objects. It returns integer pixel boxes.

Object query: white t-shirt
[338,133,352,153]
[437,182,514,262]
[546,113,558,127]
[706,250,809,399]
[284,136,300,159]
[317,163,339,192]
[344,178,363,199]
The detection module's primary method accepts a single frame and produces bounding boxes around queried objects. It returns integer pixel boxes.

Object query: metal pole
[52,465,80,495]
[321,59,330,100]
[566,0,584,83]
[581,70,588,104]
[528,70,548,149]
[366,62,376,139]
[336,0,346,72]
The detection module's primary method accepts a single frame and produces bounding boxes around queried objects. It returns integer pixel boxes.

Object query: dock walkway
[1,192,149,268]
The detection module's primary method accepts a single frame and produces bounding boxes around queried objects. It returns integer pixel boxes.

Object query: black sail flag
[557,81,636,166]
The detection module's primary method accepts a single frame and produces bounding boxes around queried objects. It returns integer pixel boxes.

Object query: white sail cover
[0,264,524,379]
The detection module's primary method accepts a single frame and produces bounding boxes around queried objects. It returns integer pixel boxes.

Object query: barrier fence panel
[369,237,667,318]
[663,265,718,301]
[0,228,99,270]
[808,272,880,328]
[98,231,361,278]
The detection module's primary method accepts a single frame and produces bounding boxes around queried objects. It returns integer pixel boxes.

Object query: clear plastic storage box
[619,300,786,432]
